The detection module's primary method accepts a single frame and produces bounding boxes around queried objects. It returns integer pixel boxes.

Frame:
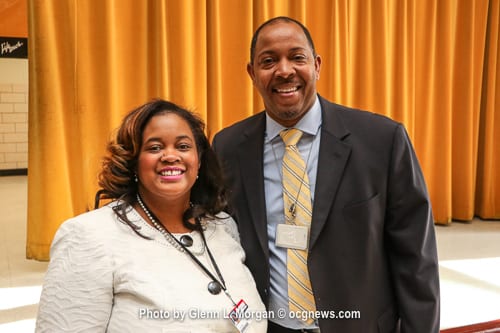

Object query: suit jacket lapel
[310,97,352,249]
[237,113,269,255]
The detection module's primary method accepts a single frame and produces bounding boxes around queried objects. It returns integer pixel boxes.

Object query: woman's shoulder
[59,205,118,232]
[52,204,129,247]
[205,212,240,242]
[209,211,236,228]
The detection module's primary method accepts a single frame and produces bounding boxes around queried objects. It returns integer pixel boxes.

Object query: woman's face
[136,112,199,204]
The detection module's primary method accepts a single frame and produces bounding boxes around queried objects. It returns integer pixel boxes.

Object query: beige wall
[0,59,28,170]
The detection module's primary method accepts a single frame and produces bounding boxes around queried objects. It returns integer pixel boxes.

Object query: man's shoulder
[320,97,401,132]
[213,111,265,141]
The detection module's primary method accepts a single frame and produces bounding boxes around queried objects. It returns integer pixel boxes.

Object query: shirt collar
[265,95,322,143]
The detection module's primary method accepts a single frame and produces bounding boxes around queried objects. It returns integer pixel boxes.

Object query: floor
[0,176,48,332]
[0,175,499,332]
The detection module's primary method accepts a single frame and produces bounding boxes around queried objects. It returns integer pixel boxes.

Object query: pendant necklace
[136,193,204,255]
[136,193,235,303]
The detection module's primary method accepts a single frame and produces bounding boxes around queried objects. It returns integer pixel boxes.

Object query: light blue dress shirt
[263,96,322,329]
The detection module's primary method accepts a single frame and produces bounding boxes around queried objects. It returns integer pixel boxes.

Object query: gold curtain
[27,0,500,261]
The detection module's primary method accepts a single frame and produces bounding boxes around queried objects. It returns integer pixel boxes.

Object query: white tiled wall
[0,83,28,170]
[0,58,28,171]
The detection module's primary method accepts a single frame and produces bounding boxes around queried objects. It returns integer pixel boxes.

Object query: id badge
[276,224,309,250]
[228,299,250,332]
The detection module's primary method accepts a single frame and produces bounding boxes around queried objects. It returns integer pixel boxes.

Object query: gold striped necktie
[280,128,316,323]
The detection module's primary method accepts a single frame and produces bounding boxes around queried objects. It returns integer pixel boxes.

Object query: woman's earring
[134,174,138,183]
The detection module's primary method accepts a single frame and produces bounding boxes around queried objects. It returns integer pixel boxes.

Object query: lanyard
[181,227,236,305]
[137,195,236,305]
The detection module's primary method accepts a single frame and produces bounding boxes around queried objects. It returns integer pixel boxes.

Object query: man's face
[247,21,321,127]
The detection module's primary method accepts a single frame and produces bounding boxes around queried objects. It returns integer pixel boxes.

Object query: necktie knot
[280,128,303,147]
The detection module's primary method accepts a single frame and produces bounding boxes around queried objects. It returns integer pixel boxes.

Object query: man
[213,16,440,332]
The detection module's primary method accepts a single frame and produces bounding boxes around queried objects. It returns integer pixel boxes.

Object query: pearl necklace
[136,194,205,255]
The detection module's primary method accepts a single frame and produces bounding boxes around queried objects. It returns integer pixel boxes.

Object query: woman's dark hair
[97,99,227,235]
[249,16,317,64]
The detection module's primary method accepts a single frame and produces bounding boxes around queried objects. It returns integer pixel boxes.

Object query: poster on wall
[0,36,27,58]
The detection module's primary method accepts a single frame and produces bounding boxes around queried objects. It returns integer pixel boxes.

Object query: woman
[36,99,267,332]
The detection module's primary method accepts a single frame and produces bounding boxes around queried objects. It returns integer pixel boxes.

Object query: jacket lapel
[310,97,352,249]
[236,113,269,255]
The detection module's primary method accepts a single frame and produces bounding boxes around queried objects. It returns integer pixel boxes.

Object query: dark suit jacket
[212,95,440,332]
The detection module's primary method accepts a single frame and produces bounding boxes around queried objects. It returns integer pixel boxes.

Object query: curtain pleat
[27,0,77,259]
[476,0,500,219]
[27,0,500,260]
[206,0,255,131]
